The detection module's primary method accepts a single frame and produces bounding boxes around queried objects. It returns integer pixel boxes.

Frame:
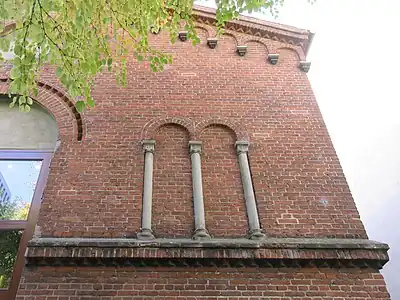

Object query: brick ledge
[29,237,388,249]
[26,238,389,269]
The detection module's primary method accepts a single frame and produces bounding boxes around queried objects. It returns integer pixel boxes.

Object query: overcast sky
[197,0,400,297]
[247,0,400,298]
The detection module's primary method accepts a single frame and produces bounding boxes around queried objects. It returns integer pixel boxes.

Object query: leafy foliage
[0,188,14,219]
[0,0,301,112]
[0,230,22,288]
[0,195,29,220]
[0,195,28,288]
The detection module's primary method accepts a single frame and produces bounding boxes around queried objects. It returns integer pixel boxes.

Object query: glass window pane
[0,160,42,220]
[0,230,23,289]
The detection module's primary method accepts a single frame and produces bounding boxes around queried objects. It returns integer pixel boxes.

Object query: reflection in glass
[0,230,22,288]
[0,160,42,220]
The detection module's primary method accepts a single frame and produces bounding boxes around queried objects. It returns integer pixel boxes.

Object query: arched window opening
[0,97,58,299]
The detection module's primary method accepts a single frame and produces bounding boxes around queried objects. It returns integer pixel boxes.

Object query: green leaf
[75,101,86,113]
[9,67,21,79]
[14,44,23,56]
[87,97,95,108]
[13,55,21,65]
[60,74,69,86]
[0,38,11,52]
[55,67,63,77]
[18,96,26,105]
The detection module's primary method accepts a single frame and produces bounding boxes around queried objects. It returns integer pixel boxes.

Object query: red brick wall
[201,125,247,237]
[152,124,193,238]
[1,14,387,300]
[6,22,366,239]
[17,267,390,299]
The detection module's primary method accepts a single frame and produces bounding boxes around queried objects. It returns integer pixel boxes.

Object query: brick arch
[194,117,248,140]
[193,26,209,45]
[194,25,210,39]
[141,116,195,140]
[152,123,193,238]
[243,39,270,54]
[0,78,83,141]
[277,46,304,61]
[221,32,239,46]
[201,23,217,38]
[199,124,247,238]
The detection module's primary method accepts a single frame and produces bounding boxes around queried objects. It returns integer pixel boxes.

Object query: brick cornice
[26,238,388,269]
[192,5,313,54]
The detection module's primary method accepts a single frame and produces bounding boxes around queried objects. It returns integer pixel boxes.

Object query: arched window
[0,97,58,299]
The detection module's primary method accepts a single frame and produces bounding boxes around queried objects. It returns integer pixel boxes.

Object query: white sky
[261,0,400,298]
[201,0,400,298]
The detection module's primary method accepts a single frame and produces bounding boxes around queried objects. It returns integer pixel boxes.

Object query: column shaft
[236,141,265,239]
[142,151,154,230]
[191,152,206,229]
[189,141,210,240]
[137,140,156,240]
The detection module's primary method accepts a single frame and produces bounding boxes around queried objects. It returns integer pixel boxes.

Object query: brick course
[17,267,390,299]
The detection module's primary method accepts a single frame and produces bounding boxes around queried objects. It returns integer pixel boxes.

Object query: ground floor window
[0,151,51,299]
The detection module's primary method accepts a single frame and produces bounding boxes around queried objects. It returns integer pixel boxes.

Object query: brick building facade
[0,6,390,300]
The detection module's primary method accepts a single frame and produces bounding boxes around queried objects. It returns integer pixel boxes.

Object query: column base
[247,229,266,240]
[137,228,155,240]
[192,228,211,240]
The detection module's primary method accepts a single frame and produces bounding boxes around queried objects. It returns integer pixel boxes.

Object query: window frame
[0,150,52,299]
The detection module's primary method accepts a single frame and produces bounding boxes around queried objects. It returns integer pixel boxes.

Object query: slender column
[235,141,265,240]
[137,140,156,240]
[189,141,211,240]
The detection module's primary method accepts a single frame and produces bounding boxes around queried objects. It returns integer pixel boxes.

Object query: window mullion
[0,221,28,230]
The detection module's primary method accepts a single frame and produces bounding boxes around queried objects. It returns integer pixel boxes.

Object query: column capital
[142,140,155,153]
[235,140,250,154]
[189,141,202,154]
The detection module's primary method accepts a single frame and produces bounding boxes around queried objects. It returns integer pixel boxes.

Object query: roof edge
[193,5,310,34]
[193,5,313,57]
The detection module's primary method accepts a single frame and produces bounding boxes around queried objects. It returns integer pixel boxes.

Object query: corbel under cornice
[299,61,311,73]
